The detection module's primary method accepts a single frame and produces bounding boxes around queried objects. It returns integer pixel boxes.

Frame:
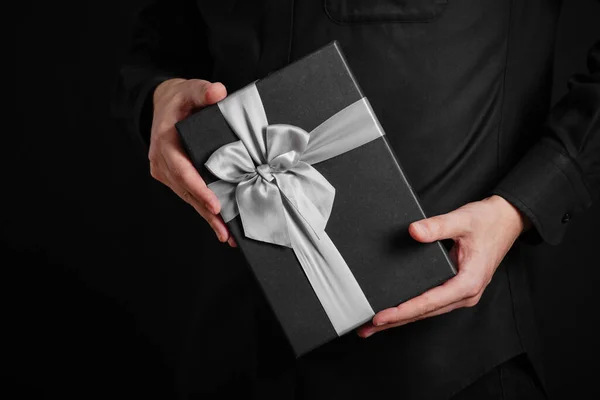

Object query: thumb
[204,81,227,104]
[409,211,469,243]
[185,80,227,108]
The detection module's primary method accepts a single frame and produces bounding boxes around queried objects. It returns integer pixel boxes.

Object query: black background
[8,1,600,398]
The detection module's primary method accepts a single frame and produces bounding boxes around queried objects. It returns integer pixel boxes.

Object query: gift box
[176,42,456,357]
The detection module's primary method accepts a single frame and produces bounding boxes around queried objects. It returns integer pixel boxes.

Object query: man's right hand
[148,78,237,247]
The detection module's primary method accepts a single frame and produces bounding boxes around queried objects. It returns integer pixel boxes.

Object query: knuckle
[200,201,216,217]
[465,287,480,299]
[450,210,472,235]
[204,214,216,225]
[207,221,225,241]
[461,216,472,233]
[193,204,208,219]
[464,298,477,308]
[149,167,159,181]
[148,146,159,163]
[463,278,483,298]
[171,91,185,105]
[209,221,221,236]
[149,159,161,180]
[465,294,482,308]
[171,166,184,182]
[199,204,213,218]
[421,306,434,316]
[179,168,196,185]
[465,215,477,232]
[156,121,174,135]
[189,79,210,93]
[195,186,212,202]
[416,302,435,316]
[181,190,193,203]
[177,169,199,191]
[424,220,440,237]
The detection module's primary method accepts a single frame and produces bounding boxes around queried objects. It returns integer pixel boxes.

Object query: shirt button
[561,213,571,223]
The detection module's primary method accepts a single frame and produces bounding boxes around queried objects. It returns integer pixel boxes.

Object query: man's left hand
[357,195,530,338]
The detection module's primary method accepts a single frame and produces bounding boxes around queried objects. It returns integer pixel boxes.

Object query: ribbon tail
[284,204,374,335]
[207,180,239,222]
[280,162,335,225]
[236,176,292,247]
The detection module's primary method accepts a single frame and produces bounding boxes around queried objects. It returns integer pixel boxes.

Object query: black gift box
[176,42,456,357]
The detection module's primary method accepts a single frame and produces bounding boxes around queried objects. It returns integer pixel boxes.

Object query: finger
[182,188,230,243]
[409,299,466,320]
[162,149,221,214]
[227,236,237,248]
[184,80,227,109]
[164,169,230,242]
[357,299,468,338]
[409,211,471,243]
[206,214,230,243]
[148,155,170,187]
[204,82,227,104]
[371,273,474,327]
[172,185,228,242]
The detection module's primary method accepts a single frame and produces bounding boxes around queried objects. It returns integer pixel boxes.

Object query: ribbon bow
[205,83,384,335]
[206,123,334,247]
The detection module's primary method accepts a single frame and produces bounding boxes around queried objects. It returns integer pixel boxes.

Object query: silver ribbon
[206,83,384,335]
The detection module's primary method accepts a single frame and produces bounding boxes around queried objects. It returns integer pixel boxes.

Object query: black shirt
[115,1,599,399]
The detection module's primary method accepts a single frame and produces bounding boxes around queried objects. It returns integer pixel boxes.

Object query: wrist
[487,195,532,234]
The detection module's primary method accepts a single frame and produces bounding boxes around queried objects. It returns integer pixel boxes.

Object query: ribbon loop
[207,180,238,223]
[205,140,256,183]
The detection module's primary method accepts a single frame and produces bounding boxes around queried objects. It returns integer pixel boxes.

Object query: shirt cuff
[492,139,593,245]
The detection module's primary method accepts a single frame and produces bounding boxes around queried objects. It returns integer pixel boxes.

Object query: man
[116,0,599,398]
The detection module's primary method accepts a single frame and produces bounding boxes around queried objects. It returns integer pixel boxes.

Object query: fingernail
[374,320,387,327]
[205,203,215,214]
[412,222,427,237]
[363,331,375,339]
[412,222,422,233]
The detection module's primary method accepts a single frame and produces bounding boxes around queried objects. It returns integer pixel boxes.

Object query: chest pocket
[324,0,448,23]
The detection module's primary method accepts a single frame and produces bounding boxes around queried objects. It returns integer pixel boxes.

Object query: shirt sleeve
[492,41,599,245]
[112,0,213,148]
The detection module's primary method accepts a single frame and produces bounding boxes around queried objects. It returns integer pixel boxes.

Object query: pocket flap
[325,0,448,24]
